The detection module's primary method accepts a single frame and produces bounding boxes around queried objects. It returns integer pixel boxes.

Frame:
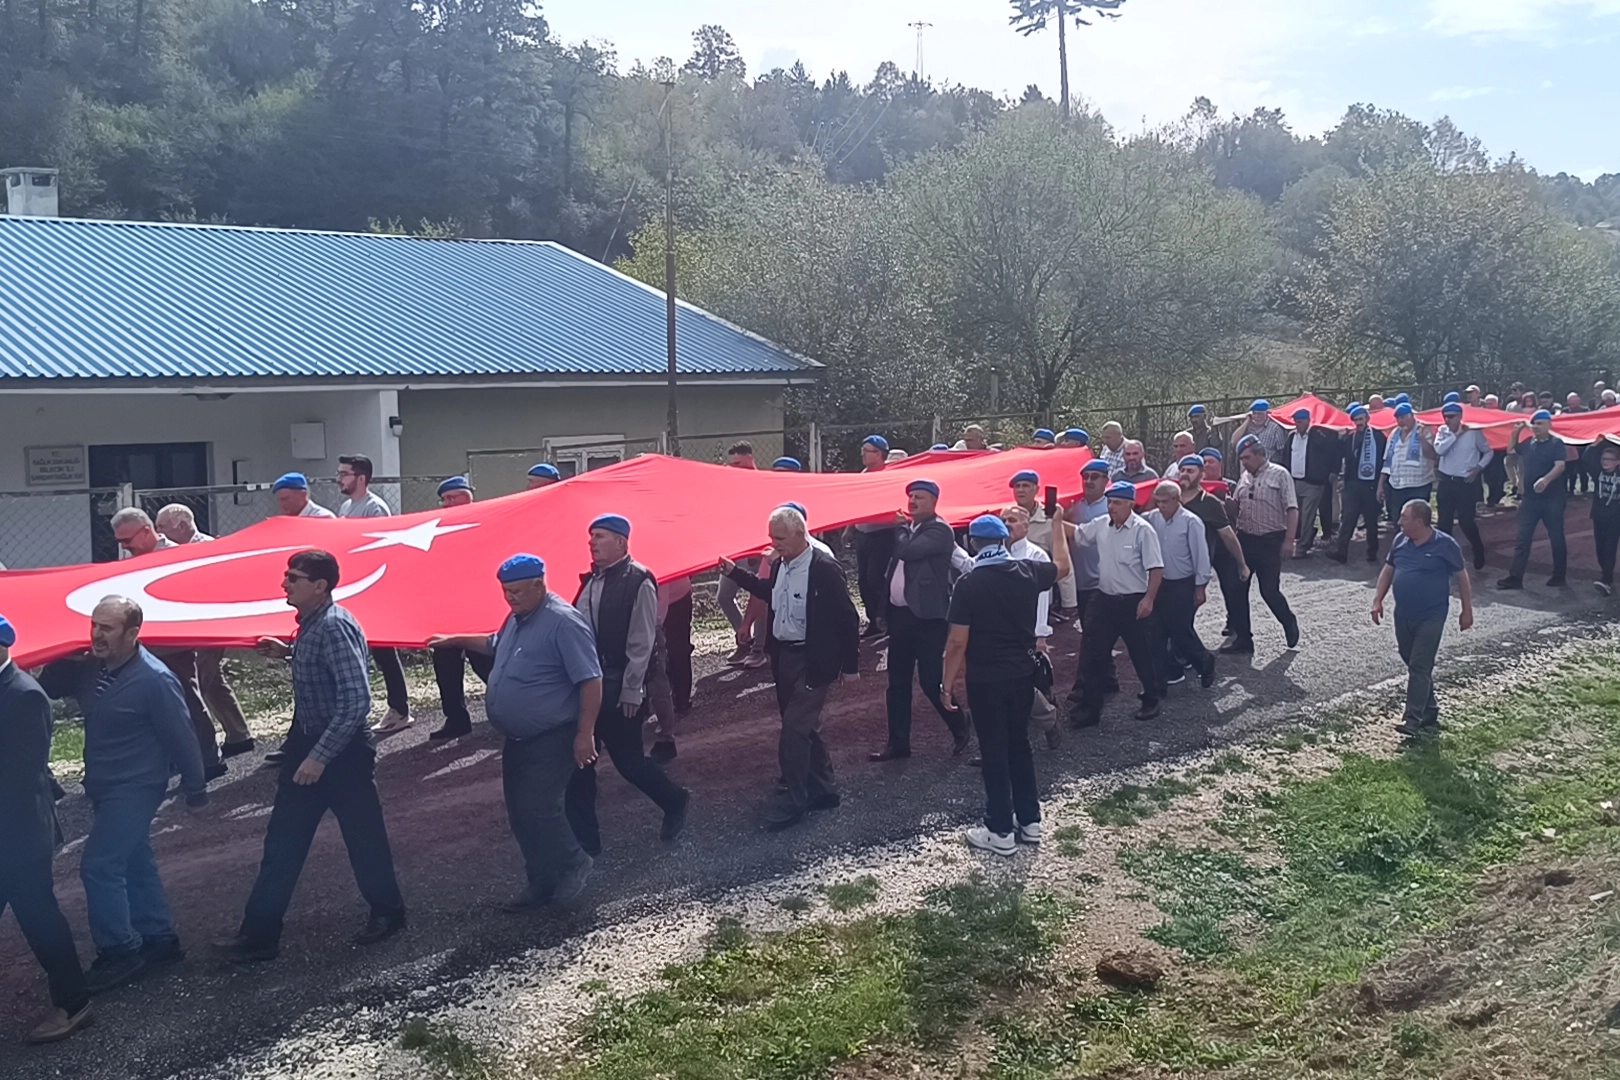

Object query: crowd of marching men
[3,388,1619,1044]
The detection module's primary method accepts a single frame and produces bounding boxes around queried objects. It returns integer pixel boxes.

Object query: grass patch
[1053,824,1084,857]
[561,880,1059,1080]
[401,1018,493,1077]
[1203,750,1251,777]
[1118,844,1283,961]
[823,875,880,913]
[778,894,811,917]
[1088,777,1196,827]
[50,716,84,769]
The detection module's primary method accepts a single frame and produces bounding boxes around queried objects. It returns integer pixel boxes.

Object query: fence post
[931,414,942,446]
[808,422,821,472]
[117,482,135,510]
[1135,402,1150,443]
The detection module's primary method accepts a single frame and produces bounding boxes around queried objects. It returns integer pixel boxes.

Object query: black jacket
[574,557,655,684]
[728,548,860,689]
[1339,427,1389,482]
[1280,427,1342,485]
[0,663,60,863]
[885,517,957,621]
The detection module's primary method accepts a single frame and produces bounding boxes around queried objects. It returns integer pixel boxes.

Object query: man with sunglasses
[1224,435,1301,654]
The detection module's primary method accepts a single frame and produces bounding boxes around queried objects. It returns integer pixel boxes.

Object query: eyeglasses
[283,572,312,584]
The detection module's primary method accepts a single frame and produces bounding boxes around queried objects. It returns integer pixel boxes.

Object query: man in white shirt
[1433,402,1493,570]
[1002,505,1062,749]
[273,473,336,518]
[335,455,412,736]
[1069,482,1165,727]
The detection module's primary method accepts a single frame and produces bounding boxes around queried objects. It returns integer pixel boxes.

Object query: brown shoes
[27,1003,94,1044]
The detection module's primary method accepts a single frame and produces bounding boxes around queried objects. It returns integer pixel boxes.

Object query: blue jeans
[1508,495,1567,579]
[81,782,174,955]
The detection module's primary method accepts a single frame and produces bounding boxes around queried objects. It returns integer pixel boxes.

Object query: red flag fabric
[0,448,1111,667]
[1549,409,1620,447]
[1268,394,1355,432]
[1367,405,1524,450]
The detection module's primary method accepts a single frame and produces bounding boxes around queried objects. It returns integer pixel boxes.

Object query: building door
[89,442,210,561]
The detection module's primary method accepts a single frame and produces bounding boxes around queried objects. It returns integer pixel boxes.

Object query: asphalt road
[0,504,1610,1079]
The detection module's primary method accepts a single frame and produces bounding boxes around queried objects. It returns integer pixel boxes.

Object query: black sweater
[727,548,861,689]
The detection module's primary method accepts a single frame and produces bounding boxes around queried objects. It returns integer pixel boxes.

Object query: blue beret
[589,513,631,537]
[930,443,950,451]
[1250,399,1271,413]
[1444,392,1461,404]
[1349,404,1369,420]
[1200,447,1224,462]
[1063,428,1085,440]
[1009,470,1040,488]
[1347,401,1363,413]
[497,554,546,583]
[772,457,802,471]
[1236,434,1262,454]
[1105,481,1138,501]
[1188,404,1208,417]
[1292,409,1311,421]
[437,476,472,496]
[777,501,808,522]
[272,472,308,493]
[1081,459,1111,474]
[968,514,1010,540]
[1532,409,1553,423]
[528,463,561,480]
[863,435,889,452]
[1393,393,1411,405]
[1178,455,1205,469]
[0,613,14,648]
[1033,429,1055,442]
[1393,403,1414,419]
[905,479,940,498]
[1441,402,1463,416]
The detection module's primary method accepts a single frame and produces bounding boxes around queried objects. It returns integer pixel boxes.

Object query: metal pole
[663,81,680,457]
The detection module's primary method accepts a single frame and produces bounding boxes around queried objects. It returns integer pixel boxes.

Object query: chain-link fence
[0,488,123,569]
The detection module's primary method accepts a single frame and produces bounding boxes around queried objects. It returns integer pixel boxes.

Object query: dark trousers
[370,647,409,716]
[774,647,836,813]
[1211,551,1243,637]
[1151,577,1212,694]
[1232,531,1297,643]
[157,651,219,769]
[1483,453,1507,505]
[854,530,895,627]
[1066,587,1111,703]
[1387,483,1432,516]
[1394,615,1444,728]
[432,646,494,730]
[663,592,694,711]
[239,734,404,946]
[1508,495,1568,579]
[1597,513,1620,586]
[1,858,90,1014]
[1335,478,1382,559]
[883,604,965,753]
[1436,475,1485,566]
[502,727,588,892]
[1076,592,1158,721]
[1568,456,1591,495]
[564,681,688,854]
[966,676,1038,836]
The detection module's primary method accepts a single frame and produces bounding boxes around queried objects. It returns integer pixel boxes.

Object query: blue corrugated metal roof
[0,217,820,381]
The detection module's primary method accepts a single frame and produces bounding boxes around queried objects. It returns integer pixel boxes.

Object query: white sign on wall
[25,444,88,487]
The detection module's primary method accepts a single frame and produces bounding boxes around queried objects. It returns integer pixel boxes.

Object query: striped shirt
[1383,426,1437,489]
[1233,461,1297,535]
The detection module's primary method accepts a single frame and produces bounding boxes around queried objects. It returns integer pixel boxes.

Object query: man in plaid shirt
[213,550,406,964]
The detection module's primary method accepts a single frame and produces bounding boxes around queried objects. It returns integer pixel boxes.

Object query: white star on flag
[348,518,480,554]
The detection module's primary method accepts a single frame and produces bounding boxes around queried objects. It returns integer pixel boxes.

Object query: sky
[541,0,1620,179]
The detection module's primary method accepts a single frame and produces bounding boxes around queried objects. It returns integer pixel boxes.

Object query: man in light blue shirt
[1149,480,1215,693]
[1433,403,1492,570]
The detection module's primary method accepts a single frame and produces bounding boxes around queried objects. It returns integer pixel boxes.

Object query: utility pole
[662,81,680,457]
[909,20,933,82]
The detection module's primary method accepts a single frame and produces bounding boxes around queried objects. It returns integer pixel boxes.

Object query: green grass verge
[1088,777,1196,827]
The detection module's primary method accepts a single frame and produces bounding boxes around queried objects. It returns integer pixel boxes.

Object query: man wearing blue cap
[570,514,691,850]
[1031,429,1056,448]
[1149,480,1216,692]
[1057,428,1088,448]
[1283,408,1341,556]
[1177,455,1250,644]
[1379,405,1438,521]
[851,435,895,639]
[942,510,1072,856]
[526,463,562,490]
[1009,469,1077,615]
[872,479,972,760]
[1055,460,1119,714]
[1187,405,1222,453]
[1329,403,1389,564]
[273,473,336,518]
[1230,400,1289,460]
[427,477,494,739]
[1227,435,1301,652]
[1069,483,1165,726]
[1434,403,1493,570]
[1500,412,1569,589]
[336,455,412,739]
[429,555,603,909]
[721,506,861,830]
[215,551,406,963]
[772,457,802,471]
[0,613,93,1042]
[437,475,474,508]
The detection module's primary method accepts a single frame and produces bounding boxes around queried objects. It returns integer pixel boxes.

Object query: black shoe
[84,950,146,994]
[1393,719,1440,740]
[353,911,407,947]
[868,745,911,762]
[501,885,552,913]
[220,739,256,759]
[1199,659,1216,689]
[429,722,472,741]
[1325,551,1347,565]
[649,739,677,765]
[210,935,279,965]
[1045,727,1062,749]
[261,749,286,767]
[1218,637,1254,655]
[807,792,841,812]
[552,855,594,905]
[1284,621,1301,650]
[774,775,789,793]
[1546,575,1567,588]
[1069,711,1101,729]
[1135,699,1161,720]
[861,622,886,639]
[204,762,228,781]
[967,756,983,768]
[139,936,184,968]
[765,810,805,832]
[1497,576,1523,590]
[660,790,690,843]
[950,720,973,757]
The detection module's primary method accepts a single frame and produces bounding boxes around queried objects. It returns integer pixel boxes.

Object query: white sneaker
[370,711,412,736]
[964,826,1016,857]
[1016,821,1042,844]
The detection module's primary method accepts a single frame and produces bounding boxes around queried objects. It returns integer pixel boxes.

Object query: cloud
[1429,86,1498,101]
[1426,0,1620,38]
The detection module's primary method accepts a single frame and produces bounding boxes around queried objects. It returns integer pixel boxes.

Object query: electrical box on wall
[290,423,326,461]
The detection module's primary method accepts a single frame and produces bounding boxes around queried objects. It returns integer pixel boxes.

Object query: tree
[1007,0,1126,121]
[683,24,744,82]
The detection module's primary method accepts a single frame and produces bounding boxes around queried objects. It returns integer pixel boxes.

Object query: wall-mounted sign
[25,444,87,487]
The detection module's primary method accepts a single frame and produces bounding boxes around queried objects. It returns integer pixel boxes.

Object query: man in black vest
[871,479,972,761]
[1328,404,1390,564]
[568,514,691,853]
[722,506,861,830]
[0,613,94,1043]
